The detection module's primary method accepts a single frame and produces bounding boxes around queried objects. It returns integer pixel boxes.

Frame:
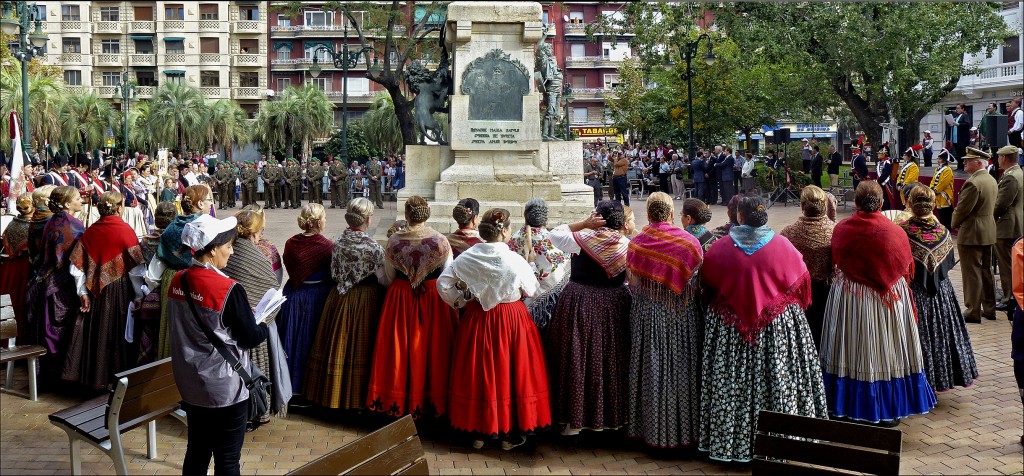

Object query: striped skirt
[820,272,937,422]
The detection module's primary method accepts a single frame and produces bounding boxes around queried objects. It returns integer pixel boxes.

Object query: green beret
[311,158,320,163]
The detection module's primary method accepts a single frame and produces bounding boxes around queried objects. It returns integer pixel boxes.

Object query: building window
[603,74,621,89]
[572,107,588,124]
[136,71,156,86]
[542,11,549,26]
[200,71,220,87]
[199,4,218,20]
[570,44,586,58]
[305,11,334,27]
[61,5,80,21]
[569,11,584,23]
[102,72,121,87]
[278,16,291,27]
[35,5,45,18]
[165,4,184,21]
[1004,35,1020,64]
[239,39,259,54]
[62,38,81,53]
[239,72,259,87]
[134,39,154,54]
[167,73,184,85]
[570,75,586,88]
[102,39,120,54]
[100,6,119,22]
[305,44,330,61]
[200,38,219,54]
[240,6,259,21]
[277,77,291,92]
[134,6,153,21]
[345,77,369,95]
[63,70,81,86]
[166,40,184,54]
[309,77,329,92]
[277,47,292,62]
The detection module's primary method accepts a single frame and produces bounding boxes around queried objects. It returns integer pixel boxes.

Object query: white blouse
[437,242,539,311]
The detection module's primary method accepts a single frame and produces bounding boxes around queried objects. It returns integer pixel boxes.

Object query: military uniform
[262,159,280,209]
[242,161,259,207]
[284,158,302,208]
[367,158,384,208]
[307,159,325,204]
[328,159,348,208]
[226,163,238,208]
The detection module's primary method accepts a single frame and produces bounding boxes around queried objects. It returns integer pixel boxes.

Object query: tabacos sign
[571,126,620,137]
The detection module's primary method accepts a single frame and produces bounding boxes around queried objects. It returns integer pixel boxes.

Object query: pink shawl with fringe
[627,221,703,295]
[701,233,811,344]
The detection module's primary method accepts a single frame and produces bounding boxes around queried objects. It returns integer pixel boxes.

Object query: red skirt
[366,278,459,419]
[449,301,551,436]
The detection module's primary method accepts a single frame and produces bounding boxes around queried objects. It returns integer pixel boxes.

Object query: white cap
[182,215,237,251]
[801,138,809,142]
[970,126,977,131]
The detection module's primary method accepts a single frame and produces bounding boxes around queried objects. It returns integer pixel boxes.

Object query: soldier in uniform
[367,156,385,209]
[307,158,326,205]
[875,145,896,210]
[284,158,302,208]
[213,162,227,209]
[225,161,238,208]
[897,147,921,207]
[328,156,348,208]
[242,160,259,207]
[262,158,280,209]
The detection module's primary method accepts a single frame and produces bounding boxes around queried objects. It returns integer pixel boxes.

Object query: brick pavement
[2,196,1023,475]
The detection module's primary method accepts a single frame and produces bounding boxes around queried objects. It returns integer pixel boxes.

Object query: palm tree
[283,84,333,160]
[58,91,115,153]
[362,92,403,156]
[253,98,291,157]
[0,70,69,152]
[127,100,155,155]
[205,99,250,162]
[148,82,209,153]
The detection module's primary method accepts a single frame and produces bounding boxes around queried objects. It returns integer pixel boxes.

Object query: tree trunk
[390,86,418,146]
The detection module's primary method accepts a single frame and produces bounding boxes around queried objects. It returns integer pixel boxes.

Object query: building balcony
[199,19,227,33]
[200,53,226,64]
[232,54,263,67]
[200,86,229,98]
[95,86,117,98]
[956,61,1023,95]
[570,88,614,100]
[92,21,124,34]
[164,52,187,64]
[60,20,88,33]
[129,21,155,34]
[232,20,263,34]
[66,85,86,95]
[325,91,375,104]
[162,20,185,31]
[58,52,84,65]
[270,24,357,37]
[565,55,626,68]
[135,86,155,98]
[94,53,124,67]
[269,57,369,70]
[563,22,588,35]
[232,87,265,100]
[129,53,155,67]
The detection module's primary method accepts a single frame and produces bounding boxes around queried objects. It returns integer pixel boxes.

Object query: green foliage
[148,82,209,153]
[58,92,116,152]
[323,120,371,163]
[362,92,404,156]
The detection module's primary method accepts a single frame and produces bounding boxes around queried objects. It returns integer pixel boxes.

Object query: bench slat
[752,458,853,476]
[114,385,183,427]
[754,433,901,475]
[119,372,179,406]
[49,396,109,426]
[288,415,420,476]
[0,345,47,364]
[757,411,902,452]
[114,358,175,384]
[349,438,425,476]
[397,459,429,476]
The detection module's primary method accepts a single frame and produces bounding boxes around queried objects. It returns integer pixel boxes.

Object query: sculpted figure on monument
[405,59,451,145]
[461,49,531,122]
[535,28,563,141]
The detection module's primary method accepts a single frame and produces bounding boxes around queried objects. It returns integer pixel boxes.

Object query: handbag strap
[180,270,256,387]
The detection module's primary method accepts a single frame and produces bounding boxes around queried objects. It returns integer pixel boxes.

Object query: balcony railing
[59,52,82,64]
[269,57,368,69]
[136,86,155,98]
[198,20,223,31]
[571,88,614,99]
[233,20,261,33]
[976,61,1021,80]
[232,87,264,99]
[129,53,155,66]
[233,54,262,66]
[565,55,626,67]
[200,53,223,64]
[60,21,82,31]
[96,86,117,97]
[162,20,185,30]
[67,86,86,95]
[129,21,155,33]
[94,54,123,66]
[201,87,227,97]
[564,22,588,34]
[164,53,186,64]
[93,21,124,34]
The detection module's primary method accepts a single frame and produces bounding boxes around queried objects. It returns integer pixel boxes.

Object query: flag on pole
[9,111,23,183]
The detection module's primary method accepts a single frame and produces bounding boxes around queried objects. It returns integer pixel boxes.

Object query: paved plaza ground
[2,196,1023,475]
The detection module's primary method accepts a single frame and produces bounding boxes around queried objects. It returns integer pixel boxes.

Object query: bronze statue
[535,27,563,141]
[404,26,452,145]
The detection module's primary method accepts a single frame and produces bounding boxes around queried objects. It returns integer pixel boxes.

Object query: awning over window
[163,37,185,42]
[130,35,154,40]
[163,70,186,75]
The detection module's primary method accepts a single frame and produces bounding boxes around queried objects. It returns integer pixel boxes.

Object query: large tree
[149,82,210,153]
[58,92,115,152]
[713,2,1011,148]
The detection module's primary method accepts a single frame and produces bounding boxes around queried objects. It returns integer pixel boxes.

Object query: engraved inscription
[469,127,522,144]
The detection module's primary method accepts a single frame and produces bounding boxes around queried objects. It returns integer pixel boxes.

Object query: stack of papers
[254,288,286,324]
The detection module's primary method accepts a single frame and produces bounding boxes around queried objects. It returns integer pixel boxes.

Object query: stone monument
[397,1,593,233]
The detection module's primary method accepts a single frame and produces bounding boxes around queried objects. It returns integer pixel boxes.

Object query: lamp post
[308,20,374,164]
[562,83,574,140]
[2,1,49,160]
[678,33,716,162]
[115,71,136,157]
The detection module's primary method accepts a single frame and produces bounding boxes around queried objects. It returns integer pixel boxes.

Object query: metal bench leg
[4,361,12,389]
[27,356,38,401]
[110,431,128,475]
[63,430,83,475]
[146,420,158,459]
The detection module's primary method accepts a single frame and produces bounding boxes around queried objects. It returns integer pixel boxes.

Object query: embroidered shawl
[256,238,283,279]
[832,211,915,300]
[627,221,702,295]
[573,228,629,278]
[685,224,716,252]
[158,213,200,270]
[447,228,483,258]
[283,233,334,288]
[386,226,452,288]
[139,230,162,264]
[223,238,280,309]
[701,232,811,344]
[780,215,835,283]
[507,225,568,282]
[2,216,32,258]
[331,229,385,295]
[41,211,85,271]
[898,216,955,296]
[69,215,143,297]
[27,208,54,270]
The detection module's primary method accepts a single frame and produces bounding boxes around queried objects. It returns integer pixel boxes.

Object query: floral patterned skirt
[911,279,978,392]
[699,304,828,462]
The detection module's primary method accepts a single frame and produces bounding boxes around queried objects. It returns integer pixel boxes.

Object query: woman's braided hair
[478,208,511,242]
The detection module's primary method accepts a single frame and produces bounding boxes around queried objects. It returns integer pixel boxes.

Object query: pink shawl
[627,221,702,295]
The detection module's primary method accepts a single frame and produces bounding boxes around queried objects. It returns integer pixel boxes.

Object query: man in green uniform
[307,158,325,205]
[328,156,348,208]
[284,158,302,208]
[367,156,384,209]
[262,158,279,209]
[242,160,259,207]
[213,162,227,209]
[226,161,238,208]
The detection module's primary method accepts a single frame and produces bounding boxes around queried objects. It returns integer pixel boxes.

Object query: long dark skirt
[805,278,830,349]
[912,279,978,392]
[62,275,134,389]
[278,279,334,391]
[546,281,631,431]
[24,269,79,382]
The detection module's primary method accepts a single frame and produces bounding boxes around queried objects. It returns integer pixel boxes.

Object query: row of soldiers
[208,157,383,210]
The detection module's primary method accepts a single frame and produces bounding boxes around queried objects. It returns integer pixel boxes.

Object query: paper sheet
[944,114,957,127]
[254,288,286,325]
[125,301,136,343]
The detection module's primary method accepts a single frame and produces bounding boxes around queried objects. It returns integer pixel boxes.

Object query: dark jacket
[809,153,823,176]
[852,153,868,180]
[690,157,706,183]
[717,154,736,181]
[827,151,842,174]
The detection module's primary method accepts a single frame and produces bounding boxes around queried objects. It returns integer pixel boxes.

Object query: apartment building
[37,1,268,116]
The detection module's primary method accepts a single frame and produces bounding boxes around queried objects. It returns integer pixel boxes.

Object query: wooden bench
[752,411,903,476]
[48,358,188,475]
[1,345,46,400]
[288,415,428,476]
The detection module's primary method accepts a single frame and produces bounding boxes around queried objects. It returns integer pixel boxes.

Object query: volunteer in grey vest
[167,214,268,476]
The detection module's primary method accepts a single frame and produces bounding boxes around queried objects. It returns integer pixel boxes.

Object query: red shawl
[447,228,483,258]
[701,234,811,344]
[573,228,629,278]
[627,221,702,295]
[69,215,143,297]
[832,211,914,299]
[282,233,334,288]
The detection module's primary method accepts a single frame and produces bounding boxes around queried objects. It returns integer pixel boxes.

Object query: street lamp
[114,71,136,157]
[308,18,374,164]
[679,32,716,161]
[2,1,49,160]
[562,83,574,140]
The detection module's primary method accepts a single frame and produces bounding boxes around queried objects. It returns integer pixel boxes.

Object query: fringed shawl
[158,213,200,270]
[41,211,84,271]
[780,215,835,283]
[898,216,955,296]
[2,216,32,258]
[573,228,629,278]
[701,231,812,345]
[627,221,702,295]
[223,238,280,309]
[386,226,452,288]
[69,215,144,297]
[832,211,914,301]
[447,228,483,258]
[685,224,717,252]
[331,229,385,295]
[282,233,334,288]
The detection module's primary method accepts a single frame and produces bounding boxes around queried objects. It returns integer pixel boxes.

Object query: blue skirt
[277,277,334,391]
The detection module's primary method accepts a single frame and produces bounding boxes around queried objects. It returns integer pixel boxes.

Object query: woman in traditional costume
[439,208,551,450]
[897,185,978,392]
[223,205,292,419]
[711,195,741,241]
[366,196,458,419]
[681,198,717,252]
[116,168,149,238]
[1,195,35,337]
[626,192,704,449]
[304,198,387,410]
[506,198,569,332]
[699,194,827,461]
[278,203,335,393]
[24,186,83,382]
[547,200,631,436]
[821,181,936,425]
[447,198,483,258]
[133,202,179,365]
[779,186,836,349]
[256,236,284,284]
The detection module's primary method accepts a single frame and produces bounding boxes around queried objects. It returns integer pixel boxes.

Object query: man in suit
[689,152,706,203]
[584,157,604,207]
[716,147,736,205]
[994,145,1023,312]
[952,103,972,171]
[952,147,999,323]
[827,144,842,189]
[706,146,721,204]
[850,145,868,190]
[809,144,824,188]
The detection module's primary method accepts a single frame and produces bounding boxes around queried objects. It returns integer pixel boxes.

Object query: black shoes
[995,302,1010,312]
